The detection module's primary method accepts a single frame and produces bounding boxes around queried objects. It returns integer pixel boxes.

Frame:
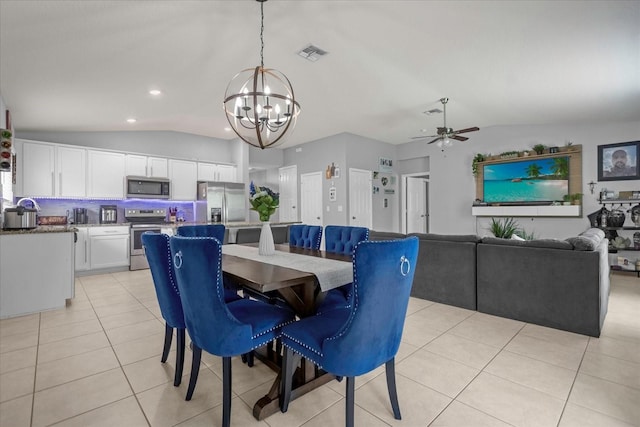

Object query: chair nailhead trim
[251,319,296,339]
[282,333,324,358]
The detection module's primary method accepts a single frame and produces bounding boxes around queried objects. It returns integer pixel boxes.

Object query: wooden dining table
[222,243,352,420]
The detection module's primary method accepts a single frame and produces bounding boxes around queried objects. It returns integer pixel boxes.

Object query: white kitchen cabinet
[21,141,86,197]
[74,226,90,271]
[88,226,129,269]
[1,232,75,318]
[126,154,168,178]
[197,162,237,182]
[169,159,198,200]
[87,150,126,198]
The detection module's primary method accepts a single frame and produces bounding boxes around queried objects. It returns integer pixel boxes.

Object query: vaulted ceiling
[1,1,638,148]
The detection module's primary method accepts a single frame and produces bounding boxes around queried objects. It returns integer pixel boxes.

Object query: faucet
[16,197,41,211]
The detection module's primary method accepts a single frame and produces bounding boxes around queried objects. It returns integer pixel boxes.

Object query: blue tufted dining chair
[176,224,228,244]
[169,236,296,427]
[140,232,189,390]
[279,237,419,427]
[317,226,369,313]
[289,224,323,250]
[175,225,240,304]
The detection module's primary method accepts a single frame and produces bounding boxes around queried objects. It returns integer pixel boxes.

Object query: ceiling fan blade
[453,126,480,134]
[427,136,442,144]
[411,134,439,140]
[451,135,469,141]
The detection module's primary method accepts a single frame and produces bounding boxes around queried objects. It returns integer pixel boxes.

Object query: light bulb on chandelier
[223,0,301,149]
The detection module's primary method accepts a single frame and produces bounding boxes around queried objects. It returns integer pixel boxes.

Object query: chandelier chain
[260,0,264,69]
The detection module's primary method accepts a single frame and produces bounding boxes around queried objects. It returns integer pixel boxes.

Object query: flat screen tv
[483,157,569,204]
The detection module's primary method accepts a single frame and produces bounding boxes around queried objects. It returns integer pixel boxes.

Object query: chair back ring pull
[400,255,410,276]
[174,251,183,269]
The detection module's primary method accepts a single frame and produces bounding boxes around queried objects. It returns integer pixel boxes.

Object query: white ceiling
[1,1,638,149]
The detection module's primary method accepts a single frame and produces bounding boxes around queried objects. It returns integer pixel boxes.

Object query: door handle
[316,216,320,220]
[352,216,356,220]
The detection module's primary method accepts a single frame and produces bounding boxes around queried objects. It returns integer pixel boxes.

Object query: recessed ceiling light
[149,89,162,96]
[126,118,137,123]
[224,127,231,132]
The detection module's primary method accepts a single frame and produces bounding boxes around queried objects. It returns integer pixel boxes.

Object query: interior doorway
[300,171,323,226]
[402,173,429,234]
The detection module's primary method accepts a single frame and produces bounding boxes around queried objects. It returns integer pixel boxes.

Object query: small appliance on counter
[100,205,118,224]
[3,198,40,230]
[73,207,88,224]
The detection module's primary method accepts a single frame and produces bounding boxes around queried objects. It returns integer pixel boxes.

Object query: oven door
[130,225,163,256]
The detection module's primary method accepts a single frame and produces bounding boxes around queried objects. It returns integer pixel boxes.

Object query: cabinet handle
[146,165,149,176]
[59,172,62,195]
[52,172,55,194]
[84,240,87,263]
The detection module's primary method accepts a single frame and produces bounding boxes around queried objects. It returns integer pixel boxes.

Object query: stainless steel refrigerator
[196,182,246,223]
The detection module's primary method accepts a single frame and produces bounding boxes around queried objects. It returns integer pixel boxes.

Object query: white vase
[258,221,276,256]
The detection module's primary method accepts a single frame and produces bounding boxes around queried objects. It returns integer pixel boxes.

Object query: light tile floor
[1,270,638,427]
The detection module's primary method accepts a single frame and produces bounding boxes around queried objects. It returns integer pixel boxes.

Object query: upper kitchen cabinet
[20,140,86,197]
[169,159,197,200]
[197,162,237,182]
[87,150,126,198]
[125,154,168,178]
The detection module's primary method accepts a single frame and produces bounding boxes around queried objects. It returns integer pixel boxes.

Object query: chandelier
[223,0,301,149]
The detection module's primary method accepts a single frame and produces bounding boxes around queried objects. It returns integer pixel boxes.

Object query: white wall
[416,120,640,238]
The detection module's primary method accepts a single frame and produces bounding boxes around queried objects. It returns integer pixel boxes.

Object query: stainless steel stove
[125,208,168,270]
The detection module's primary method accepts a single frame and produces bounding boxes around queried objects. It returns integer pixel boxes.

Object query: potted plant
[532,144,546,155]
[489,217,519,238]
[570,193,582,205]
[562,194,571,205]
[472,153,487,177]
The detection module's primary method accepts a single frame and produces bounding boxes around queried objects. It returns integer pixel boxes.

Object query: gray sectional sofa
[370,228,610,337]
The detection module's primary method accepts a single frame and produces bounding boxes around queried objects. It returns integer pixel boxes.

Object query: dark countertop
[0,225,78,235]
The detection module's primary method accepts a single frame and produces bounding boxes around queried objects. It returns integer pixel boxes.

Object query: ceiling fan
[411,97,479,146]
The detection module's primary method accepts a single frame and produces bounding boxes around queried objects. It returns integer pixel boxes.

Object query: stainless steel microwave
[126,176,171,199]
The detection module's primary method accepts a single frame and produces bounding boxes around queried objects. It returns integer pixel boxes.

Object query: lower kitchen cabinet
[1,231,75,318]
[88,226,129,270]
[74,227,90,271]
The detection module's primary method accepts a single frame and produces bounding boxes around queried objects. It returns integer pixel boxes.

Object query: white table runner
[222,245,353,292]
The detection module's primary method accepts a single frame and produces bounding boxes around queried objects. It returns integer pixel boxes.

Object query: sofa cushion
[566,228,605,251]
[482,237,573,250]
[410,233,481,243]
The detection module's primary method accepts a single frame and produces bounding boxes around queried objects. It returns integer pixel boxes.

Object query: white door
[279,165,298,223]
[125,154,148,176]
[22,142,55,196]
[87,150,126,198]
[300,172,323,226]
[148,157,168,178]
[406,177,428,233]
[197,162,217,181]
[348,168,372,228]
[169,159,198,200]
[56,146,86,197]
[217,164,237,182]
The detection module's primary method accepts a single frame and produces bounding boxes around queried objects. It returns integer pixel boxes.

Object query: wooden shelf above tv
[474,145,582,215]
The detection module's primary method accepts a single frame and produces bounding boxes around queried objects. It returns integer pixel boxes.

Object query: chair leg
[185,344,202,401]
[222,356,232,427]
[174,328,185,387]
[346,376,355,427]
[279,347,295,412]
[385,358,401,420]
[161,323,173,363]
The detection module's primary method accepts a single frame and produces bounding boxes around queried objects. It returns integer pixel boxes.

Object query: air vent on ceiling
[423,108,443,115]
[297,44,328,62]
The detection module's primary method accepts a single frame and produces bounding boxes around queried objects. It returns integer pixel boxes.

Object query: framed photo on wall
[597,141,640,181]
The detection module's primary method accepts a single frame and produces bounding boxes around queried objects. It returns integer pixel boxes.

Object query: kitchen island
[0,227,76,318]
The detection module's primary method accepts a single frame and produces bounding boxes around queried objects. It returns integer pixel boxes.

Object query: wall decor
[597,141,639,181]
[379,157,393,173]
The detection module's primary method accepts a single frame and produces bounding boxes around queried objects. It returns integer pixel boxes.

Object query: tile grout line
[30,312,41,427]
[426,318,528,426]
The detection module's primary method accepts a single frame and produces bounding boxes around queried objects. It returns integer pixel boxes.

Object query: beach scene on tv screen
[483,157,569,203]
